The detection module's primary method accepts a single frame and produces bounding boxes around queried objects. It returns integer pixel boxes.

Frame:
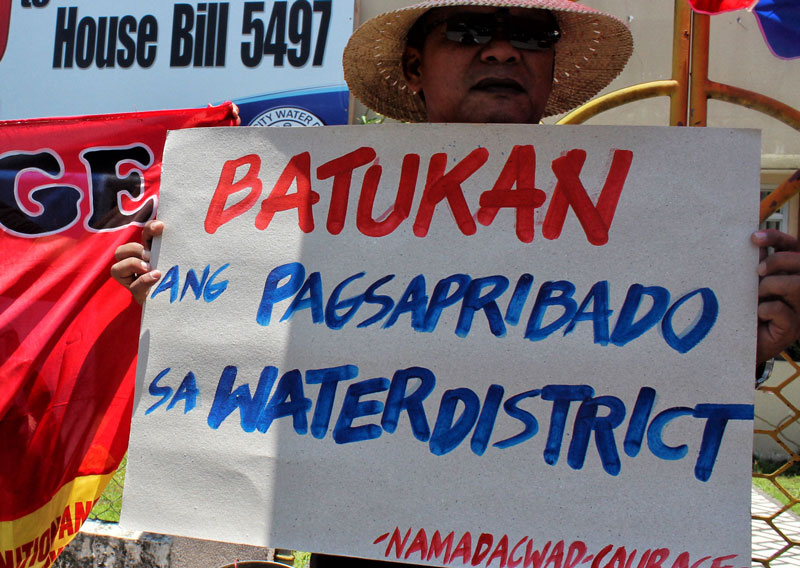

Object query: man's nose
[479,36,521,63]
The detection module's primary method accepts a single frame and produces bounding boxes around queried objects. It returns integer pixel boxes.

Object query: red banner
[0,104,238,567]
[687,0,754,14]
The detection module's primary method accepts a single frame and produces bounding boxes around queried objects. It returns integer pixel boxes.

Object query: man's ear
[402,46,423,93]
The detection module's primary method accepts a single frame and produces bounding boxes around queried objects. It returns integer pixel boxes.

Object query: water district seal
[250,106,324,127]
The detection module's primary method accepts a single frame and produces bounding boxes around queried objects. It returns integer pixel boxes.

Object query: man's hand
[111,219,164,305]
[752,229,800,364]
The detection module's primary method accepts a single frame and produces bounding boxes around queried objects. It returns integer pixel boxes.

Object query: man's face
[402,6,557,124]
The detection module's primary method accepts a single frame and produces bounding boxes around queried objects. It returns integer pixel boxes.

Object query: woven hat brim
[343,0,634,122]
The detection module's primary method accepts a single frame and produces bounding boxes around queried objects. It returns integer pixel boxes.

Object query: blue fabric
[753,0,800,59]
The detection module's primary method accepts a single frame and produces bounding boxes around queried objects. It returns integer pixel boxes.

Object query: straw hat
[343,0,634,122]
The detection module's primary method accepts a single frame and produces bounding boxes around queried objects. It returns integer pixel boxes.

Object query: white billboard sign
[0,0,353,125]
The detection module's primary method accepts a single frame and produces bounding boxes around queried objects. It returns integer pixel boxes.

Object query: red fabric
[687,0,754,14]
[0,0,9,63]
[0,104,238,522]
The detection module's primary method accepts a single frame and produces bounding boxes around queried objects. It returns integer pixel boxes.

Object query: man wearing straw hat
[342,0,633,126]
[116,0,800,378]
[113,0,800,563]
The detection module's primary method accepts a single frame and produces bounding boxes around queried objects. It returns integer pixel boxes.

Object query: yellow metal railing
[557,2,800,566]
[557,0,800,225]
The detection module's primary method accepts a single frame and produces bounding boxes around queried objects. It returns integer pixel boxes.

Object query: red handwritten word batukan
[204,145,634,246]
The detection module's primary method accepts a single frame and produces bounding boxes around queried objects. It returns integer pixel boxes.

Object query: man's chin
[479,113,534,124]
[463,96,543,124]
[466,108,541,124]
[427,98,544,124]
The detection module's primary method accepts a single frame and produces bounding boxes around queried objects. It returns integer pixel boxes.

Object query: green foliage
[293,551,311,568]
[753,477,800,515]
[357,113,386,125]
[89,455,127,523]
[753,457,800,515]
[754,456,800,476]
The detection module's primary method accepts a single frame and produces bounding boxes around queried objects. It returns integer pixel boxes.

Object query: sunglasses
[426,9,561,51]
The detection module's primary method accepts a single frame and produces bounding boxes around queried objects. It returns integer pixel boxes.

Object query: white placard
[124,124,759,568]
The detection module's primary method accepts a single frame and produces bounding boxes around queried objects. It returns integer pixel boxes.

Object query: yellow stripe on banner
[0,472,115,568]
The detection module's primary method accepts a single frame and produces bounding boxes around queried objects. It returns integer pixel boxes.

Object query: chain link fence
[753,357,800,567]
[89,455,126,523]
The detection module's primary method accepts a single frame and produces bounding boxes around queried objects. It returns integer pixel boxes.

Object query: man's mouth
[471,78,526,93]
